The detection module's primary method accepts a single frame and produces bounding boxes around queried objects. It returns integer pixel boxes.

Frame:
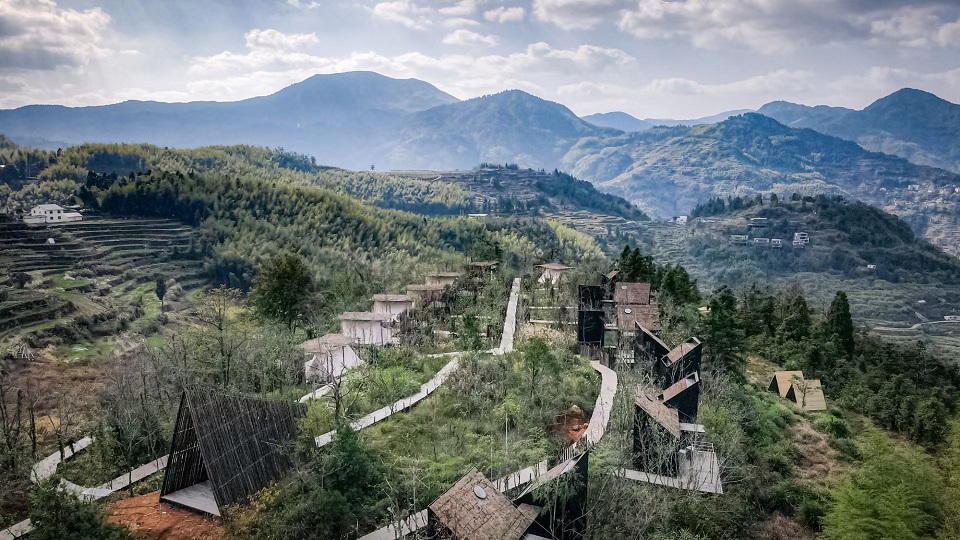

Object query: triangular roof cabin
[768,371,805,398]
[785,379,827,411]
[160,388,306,516]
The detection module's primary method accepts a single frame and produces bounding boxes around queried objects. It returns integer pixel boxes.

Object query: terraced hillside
[0,217,204,345]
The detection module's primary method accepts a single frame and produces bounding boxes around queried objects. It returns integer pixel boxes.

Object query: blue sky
[2,0,960,117]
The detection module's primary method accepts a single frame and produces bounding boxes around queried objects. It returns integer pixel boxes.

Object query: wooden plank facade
[160,388,306,515]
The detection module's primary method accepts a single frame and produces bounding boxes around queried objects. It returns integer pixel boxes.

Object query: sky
[2,0,960,118]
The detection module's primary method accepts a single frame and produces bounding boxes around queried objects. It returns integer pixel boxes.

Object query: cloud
[484,6,525,23]
[532,0,630,30]
[442,29,498,46]
[189,28,323,75]
[0,0,112,70]
[371,0,434,29]
[286,0,323,8]
[244,28,318,50]
[442,17,481,27]
[937,19,960,46]
[438,0,480,17]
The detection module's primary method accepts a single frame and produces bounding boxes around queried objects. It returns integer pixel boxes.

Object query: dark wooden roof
[613,282,651,305]
[635,385,680,439]
[429,469,539,540]
[160,388,306,514]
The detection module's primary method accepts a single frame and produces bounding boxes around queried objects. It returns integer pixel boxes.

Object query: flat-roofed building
[425,271,462,287]
[371,293,414,316]
[301,334,361,383]
[339,312,397,345]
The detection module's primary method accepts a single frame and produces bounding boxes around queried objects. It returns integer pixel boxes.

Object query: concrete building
[406,283,447,308]
[24,204,82,225]
[339,312,397,345]
[425,272,461,287]
[371,294,414,316]
[302,334,361,383]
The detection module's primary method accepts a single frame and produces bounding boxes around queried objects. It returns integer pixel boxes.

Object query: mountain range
[2,71,959,253]
[582,109,753,132]
[758,88,960,174]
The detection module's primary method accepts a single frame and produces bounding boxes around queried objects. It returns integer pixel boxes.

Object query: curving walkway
[315,354,462,447]
[359,356,619,540]
[315,277,523,447]
[3,441,168,540]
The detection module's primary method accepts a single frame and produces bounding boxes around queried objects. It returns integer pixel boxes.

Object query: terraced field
[0,217,206,345]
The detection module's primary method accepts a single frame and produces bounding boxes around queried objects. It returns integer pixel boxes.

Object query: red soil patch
[107,491,221,540]
[556,410,590,444]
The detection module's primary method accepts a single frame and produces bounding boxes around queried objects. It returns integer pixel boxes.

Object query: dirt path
[107,491,221,540]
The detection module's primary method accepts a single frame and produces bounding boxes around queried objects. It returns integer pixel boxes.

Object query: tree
[827,291,855,357]
[521,337,559,402]
[251,253,315,330]
[29,477,135,540]
[702,286,745,376]
[155,277,167,312]
[823,428,941,540]
[193,286,248,388]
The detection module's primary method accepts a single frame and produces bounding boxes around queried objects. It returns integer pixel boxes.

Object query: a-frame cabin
[159,388,306,516]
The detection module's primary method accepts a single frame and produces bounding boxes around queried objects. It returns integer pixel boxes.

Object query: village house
[301,334,361,383]
[406,283,447,308]
[339,312,397,345]
[23,204,82,225]
[425,271,462,287]
[536,262,574,285]
[370,293,414,316]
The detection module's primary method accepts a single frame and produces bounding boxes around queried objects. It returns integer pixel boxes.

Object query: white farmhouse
[339,312,397,345]
[24,204,82,225]
[536,262,574,285]
[302,334,361,383]
[371,293,414,316]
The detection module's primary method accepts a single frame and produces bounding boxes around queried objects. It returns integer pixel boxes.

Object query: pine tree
[827,291,855,357]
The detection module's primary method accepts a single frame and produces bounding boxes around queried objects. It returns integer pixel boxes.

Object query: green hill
[628,195,960,357]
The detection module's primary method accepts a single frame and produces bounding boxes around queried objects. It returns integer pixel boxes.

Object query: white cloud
[438,0,480,17]
[442,17,481,27]
[937,19,960,46]
[533,0,630,30]
[0,0,112,70]
[189,29,324,75]
[244,28,318,50]
[286,0,323,9]
[442,29,499,46]
[371,0,434,29]
[484,6,525,23]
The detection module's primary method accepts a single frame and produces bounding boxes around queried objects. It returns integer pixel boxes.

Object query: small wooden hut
[428,468,548,540]
[160,388,306,516]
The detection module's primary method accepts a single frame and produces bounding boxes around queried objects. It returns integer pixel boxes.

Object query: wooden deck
[161,481,221,517]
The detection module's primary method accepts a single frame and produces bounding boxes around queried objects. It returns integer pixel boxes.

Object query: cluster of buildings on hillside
[301,264,502,387]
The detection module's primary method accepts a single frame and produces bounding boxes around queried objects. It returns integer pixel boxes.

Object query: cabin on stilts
[159,388,306,516]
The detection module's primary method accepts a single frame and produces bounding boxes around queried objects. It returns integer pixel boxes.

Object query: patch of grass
[61,337,116,362]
